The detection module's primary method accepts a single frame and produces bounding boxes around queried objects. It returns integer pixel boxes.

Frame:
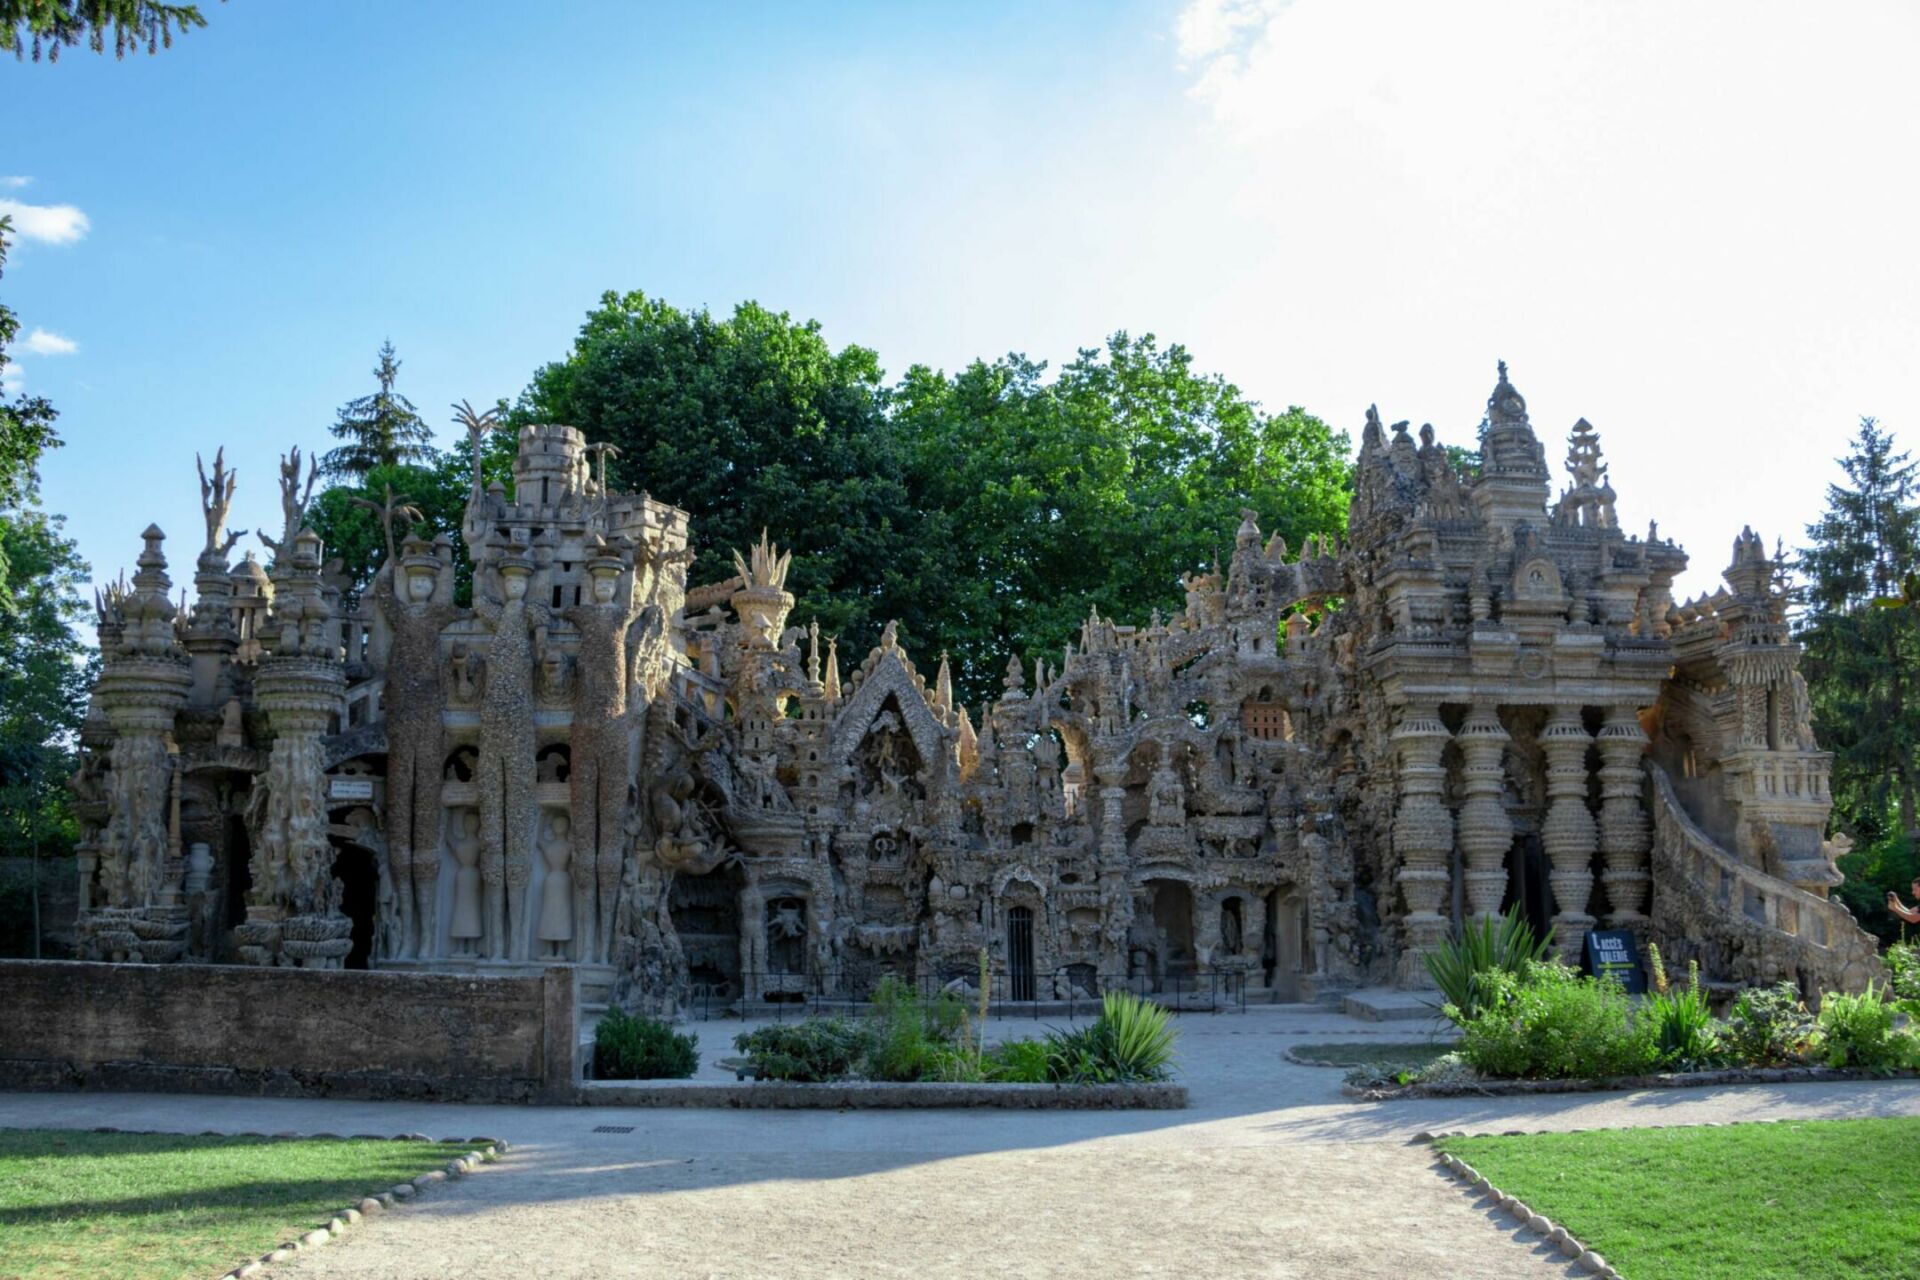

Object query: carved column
[1093,758,1132,973]
[1391,701,1453,980]
[1597,706,1651,929]
[1541,705,1598,959]
[1454,703,1513,922]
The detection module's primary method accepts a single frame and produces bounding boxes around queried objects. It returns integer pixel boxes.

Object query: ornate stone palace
[69,366,1883,1009]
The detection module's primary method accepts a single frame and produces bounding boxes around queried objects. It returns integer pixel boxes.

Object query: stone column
[1597,707,1652,929]
[1454,703,1513,922]
[1540,705,1599,959]
[1391,702,1453,980]
[1093,758,1132,974]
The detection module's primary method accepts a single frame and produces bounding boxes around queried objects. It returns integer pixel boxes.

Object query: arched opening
[1144,879,1196,987]
[1006,905,1036,1001]
[1220,897,1244,957]
[672,863,744,1005]
[328,841,379,970]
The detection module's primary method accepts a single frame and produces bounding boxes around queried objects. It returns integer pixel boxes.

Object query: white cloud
[0,176,31,190]
[24,328,78,356]
[1165,0,1920,598]
[0,197,90,245]
[0,365,21,395]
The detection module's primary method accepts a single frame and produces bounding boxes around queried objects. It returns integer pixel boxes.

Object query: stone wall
[0,960,577,1102]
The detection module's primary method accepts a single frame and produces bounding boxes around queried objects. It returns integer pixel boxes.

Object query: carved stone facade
[72,367,1884,1006]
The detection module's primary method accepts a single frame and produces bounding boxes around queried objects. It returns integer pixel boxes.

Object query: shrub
[1724,983,1816,1066]
[1426,905,1553,1026]
[1814,982,1914,1071]
[981,1037,1052,1083]
[1886,941,1920,1009]
[593,1009,699,1080]
[1454,961,1655,1080]
[866,977,971,1082]
[734,1018,875,1082]
[1044,991,1178,1084]
[1643,949,1726,1071]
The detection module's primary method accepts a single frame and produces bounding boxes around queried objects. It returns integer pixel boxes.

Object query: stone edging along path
[1346,1063,1919,1101]
[1417,1129,1618,1280]
[77,1125,507,1280]
[579,1079,1188,1108]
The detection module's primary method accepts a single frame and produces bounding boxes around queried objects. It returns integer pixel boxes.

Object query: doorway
[328,842,378,970]
[1007,905,1035,1001]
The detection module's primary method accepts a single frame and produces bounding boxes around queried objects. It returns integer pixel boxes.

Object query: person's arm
[1891,890,1920,925]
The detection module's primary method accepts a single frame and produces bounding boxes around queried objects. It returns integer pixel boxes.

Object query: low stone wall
[0,959,577,1103]
[579,1078,1189,1109]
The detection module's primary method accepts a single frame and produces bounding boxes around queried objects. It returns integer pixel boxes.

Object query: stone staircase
[1644,760,1883,997]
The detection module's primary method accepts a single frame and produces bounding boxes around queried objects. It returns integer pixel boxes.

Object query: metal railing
[685,967,1250,1022]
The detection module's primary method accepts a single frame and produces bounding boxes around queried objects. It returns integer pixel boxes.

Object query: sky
[5,0,1920,605]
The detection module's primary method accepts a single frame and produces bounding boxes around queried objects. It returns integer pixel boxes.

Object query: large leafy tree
[0,218,94,953]
[515,291,917,652]
[1796,417,1920,938]
[320,341,437,481]
[2,0,210,60]
[519,294,1351,706]
[893,335,1350,702]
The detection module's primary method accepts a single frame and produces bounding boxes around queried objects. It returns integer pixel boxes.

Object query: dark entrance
[1007,905,1035,1001]
[328,842,378,970]
[1502,831,1554,941]
[224,815,252,930]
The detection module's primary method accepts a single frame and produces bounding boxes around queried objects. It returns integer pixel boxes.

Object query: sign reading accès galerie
[1583,929,1647,994]
[328,778,376,801]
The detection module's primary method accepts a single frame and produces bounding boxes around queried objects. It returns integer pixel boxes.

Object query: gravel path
[9,1005,1920,1278]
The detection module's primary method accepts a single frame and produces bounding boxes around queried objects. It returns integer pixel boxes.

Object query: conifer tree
[320,340,435,481]
[1797,418,1920,934]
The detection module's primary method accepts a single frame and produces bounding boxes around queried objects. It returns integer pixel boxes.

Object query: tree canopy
[2,0,210,60]
[516,291,1352,706]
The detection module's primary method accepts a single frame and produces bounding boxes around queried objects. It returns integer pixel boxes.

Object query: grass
[0,1128,471,1280]
[1289,1041,1453,1069]
[1439,1118,1920,1280]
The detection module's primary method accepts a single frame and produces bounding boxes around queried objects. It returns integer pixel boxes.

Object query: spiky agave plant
[1425,904,1553,1026]
[1094,990,1178,1082]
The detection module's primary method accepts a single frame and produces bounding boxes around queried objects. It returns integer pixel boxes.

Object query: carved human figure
[372,535,459,958]
[474,552,548,960]
[448,808,483,957]
[563,549,642,963]
[538,811,574,958]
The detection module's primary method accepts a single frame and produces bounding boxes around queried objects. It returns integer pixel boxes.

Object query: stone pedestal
[1541,706,1598,958]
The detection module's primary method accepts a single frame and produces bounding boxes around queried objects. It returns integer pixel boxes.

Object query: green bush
[1643,948,1725,1071]
[1043,991,1178,1084]
[866,977,970,1082]
[734,1018,875,1082]
[981,1037,1052,1083]
[593,1009,699,1080]
[1724,983,1817,1066]
[1886,941,1920,1010]
[1426,905,1553,1026]
[1453,962,1655,1080]
[1814,983,1915,1071]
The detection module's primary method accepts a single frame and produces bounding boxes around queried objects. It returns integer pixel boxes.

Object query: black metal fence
[685,968,1250,1022]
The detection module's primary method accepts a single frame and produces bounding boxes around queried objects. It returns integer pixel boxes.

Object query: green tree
[1796,417,1920,938]
[519,294,1352,707]
[3,0,210,60]
[515,290,916,653]
[0,218,94,953]
[892,335,1351,703]
[320,341,436,481]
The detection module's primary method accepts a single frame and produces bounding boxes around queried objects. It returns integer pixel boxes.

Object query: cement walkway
[8,1005,1920,1278]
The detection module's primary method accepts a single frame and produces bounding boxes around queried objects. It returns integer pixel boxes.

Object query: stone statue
[565,545,643,963]
[372,534,458,959]
[538,811,574,958]
[447,808,483,957]
[473,549,549,960]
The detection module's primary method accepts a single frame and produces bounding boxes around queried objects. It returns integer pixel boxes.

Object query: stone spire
[1471,361,1552,526]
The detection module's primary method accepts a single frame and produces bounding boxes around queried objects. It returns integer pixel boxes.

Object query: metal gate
[1007,906,1035,1002]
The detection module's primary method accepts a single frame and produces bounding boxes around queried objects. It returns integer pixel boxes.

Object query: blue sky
[7,0,1920,602]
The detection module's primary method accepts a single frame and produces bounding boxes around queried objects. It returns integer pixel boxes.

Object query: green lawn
[1439,1118,1920,1280]
[1290,1041,1453,1068]
[0,1128,471,1280]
